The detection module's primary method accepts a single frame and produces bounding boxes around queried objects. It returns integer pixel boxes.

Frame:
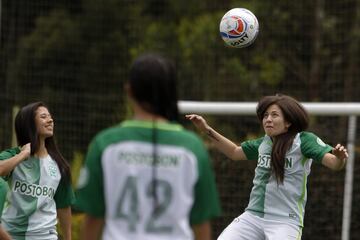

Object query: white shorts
[217,211,302,240]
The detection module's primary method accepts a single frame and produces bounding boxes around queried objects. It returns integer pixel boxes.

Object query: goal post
[179,101,360,116]
[179,100,360,240]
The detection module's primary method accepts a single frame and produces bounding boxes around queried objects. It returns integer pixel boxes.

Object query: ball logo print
[225,16,246,38]
[220,8,259,48]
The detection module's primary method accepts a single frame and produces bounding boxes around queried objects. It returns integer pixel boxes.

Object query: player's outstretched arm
[322,143,348,171]
[0,143,30,176]
[185,114,247,161]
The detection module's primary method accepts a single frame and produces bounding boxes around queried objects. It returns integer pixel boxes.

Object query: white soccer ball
[219,8,259,48]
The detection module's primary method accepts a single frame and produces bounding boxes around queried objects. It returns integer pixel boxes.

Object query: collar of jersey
[120,120,183,131]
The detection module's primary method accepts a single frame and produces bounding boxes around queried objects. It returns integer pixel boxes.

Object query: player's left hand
[332,144,348,160]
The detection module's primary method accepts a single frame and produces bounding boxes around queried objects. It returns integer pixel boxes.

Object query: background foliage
[0,0,359,239]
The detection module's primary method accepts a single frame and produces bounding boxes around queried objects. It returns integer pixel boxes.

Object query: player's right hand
[185,114,209,133]
[20,143,31,158]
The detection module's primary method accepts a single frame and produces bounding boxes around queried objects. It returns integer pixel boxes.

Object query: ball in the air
[219,8,259,48]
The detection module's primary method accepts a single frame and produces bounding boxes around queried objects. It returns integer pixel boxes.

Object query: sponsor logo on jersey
[117,152,179,167]
[258,154,293,169]
[13,180,56,199]
[258,154,271,169]
[285,157,293,168]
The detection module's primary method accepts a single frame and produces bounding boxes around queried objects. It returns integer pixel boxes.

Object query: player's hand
[20,143,31,159]
[332,144,348,161]
[185,114,210,133]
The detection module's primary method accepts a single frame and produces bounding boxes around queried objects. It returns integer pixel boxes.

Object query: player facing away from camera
[76,53,221,240]
[186,94,348,240]
[0,102,75,240]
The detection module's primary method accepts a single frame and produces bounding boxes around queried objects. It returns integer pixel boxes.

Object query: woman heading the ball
[186,94,347,240]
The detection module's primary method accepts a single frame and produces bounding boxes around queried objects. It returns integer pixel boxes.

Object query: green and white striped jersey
[241,131,332,227]
[76,120,221,240]
[0,147,74,240]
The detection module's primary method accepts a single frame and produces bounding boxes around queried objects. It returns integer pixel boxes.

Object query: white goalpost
[178,100,360,240]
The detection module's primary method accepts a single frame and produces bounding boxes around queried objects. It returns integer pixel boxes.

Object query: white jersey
[0,148,74,240]
[76,120,221,240]
[241,131,332,227]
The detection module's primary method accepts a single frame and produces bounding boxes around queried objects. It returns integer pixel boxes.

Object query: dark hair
[128,53,180,206]
[256,94,309,183]
[128,53,179,121]
[15,102,71,183]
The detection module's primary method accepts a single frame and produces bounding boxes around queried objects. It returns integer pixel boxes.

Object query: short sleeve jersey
[0,177,8,220]
[0,148,75,240]
[241,131,332,227]
[75,120,221,240]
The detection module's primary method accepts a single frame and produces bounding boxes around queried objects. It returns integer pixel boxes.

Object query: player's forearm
[80,215,104,240]
[57,207,72,240]
[0,227,12,240]
[62,228,71,240]
[331,155,346,171]
[0,151,29,176]
[205,126,241,160]
[322,153,347,171]
[192,222,212,240]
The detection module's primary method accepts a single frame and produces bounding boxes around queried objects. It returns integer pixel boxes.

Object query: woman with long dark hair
[0,102,74,240]
[186,94,348,240]
[76,53,221,240]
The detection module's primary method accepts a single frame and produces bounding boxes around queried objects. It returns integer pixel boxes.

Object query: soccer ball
[219,8,259,48]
